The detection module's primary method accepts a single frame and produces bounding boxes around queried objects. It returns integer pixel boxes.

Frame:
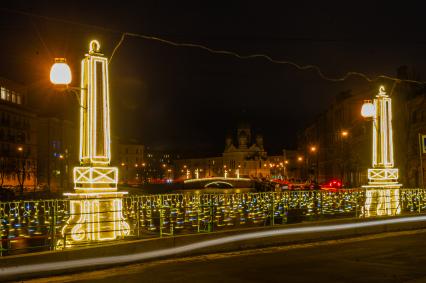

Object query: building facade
[143,148,175,183]
[0,77,37,193]
[37,117,77,193]
[115,142,145,184]
[174,125,300,180]
[298,89,371,186]
[298,78,426,188]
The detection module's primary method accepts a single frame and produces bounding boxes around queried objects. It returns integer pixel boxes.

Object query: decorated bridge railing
[1,188,426,256]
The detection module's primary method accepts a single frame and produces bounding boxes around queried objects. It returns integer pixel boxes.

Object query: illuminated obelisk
[61,40,129,246]
[362,86,401,217]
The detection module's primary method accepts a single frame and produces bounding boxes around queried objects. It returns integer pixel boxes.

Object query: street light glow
[50,58,72,85]
[310,146,316,152]
[361,100,375,118]
[341,131,348,137]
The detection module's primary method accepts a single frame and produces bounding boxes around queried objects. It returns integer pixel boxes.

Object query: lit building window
[0,87,5,100]
[11,91,16,103]
[6,89,10,101]
[16,94,22,104]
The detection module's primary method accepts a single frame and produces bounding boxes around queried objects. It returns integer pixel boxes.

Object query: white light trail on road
[1,216,426,278]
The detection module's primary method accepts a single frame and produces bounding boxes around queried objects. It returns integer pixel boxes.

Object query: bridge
[183,177,254,189]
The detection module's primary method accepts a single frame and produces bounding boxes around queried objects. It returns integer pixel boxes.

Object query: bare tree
[16,159,27,195]
[15,147,30,196]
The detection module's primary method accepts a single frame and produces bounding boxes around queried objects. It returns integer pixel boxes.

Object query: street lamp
[50,58,72,85]
[309,146,318,183]
[54,40,129,245]
[362,86,401,188]
[361,86,401,217]
[339,130,349,185]
[361,100,375,118]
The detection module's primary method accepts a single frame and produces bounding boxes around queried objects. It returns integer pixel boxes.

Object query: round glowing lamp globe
[50,58,72,85]
[361,100,375,118]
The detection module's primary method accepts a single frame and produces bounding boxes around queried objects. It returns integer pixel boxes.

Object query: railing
[1,188,425,256]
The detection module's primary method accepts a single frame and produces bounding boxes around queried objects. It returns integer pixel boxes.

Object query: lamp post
[340,130,349,185]
[16,146,27,195]
[309,146,318,183]
[50,40,129,246]
[360,86,401,217]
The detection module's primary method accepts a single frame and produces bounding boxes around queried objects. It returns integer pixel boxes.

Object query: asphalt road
[26,230,426,283]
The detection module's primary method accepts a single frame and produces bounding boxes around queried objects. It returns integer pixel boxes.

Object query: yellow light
[79,41,111,165]
[341,131,348,137]
[362,188,400,217]
[285,160,289,164]
[50,58,72,85]
[363,86,401,189]
[297,156,303,162]
[310,146,316,152]
[361,100,375,118]
[17,146,23,152]
[62,194,130,244]
[64,40,129,246]
[89,40,101,53]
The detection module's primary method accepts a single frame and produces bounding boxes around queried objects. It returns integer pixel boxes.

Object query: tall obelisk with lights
[362,86,401,217]
[61,41,129,246]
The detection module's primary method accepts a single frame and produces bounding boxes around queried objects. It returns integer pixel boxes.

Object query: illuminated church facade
[175,124,274,179]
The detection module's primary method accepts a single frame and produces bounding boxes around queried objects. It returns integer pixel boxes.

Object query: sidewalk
[1,214,426,281]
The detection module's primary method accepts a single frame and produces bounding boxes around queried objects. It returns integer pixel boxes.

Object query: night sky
[1,1,426,156]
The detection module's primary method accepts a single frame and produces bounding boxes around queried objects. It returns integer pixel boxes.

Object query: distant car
[270,179,290,191]
[285,180,320,190]
[320,179,344,192]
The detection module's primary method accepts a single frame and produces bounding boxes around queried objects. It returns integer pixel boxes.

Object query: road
[26,230,426,283]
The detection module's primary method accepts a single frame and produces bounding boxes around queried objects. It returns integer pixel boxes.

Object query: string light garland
[1,7,426,85]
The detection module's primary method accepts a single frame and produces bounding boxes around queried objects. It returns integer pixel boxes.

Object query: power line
[1,7,425,85]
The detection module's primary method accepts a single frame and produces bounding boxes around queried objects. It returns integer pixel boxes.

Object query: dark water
[118,184,257,195]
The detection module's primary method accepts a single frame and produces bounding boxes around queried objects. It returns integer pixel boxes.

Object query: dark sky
[1,1,426,156]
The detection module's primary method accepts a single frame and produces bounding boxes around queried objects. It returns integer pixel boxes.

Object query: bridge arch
[204,181,234,188]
